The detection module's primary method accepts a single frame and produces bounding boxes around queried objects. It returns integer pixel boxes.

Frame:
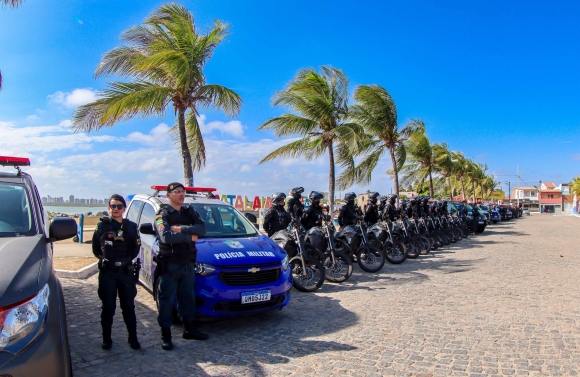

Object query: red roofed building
[539,182,562,214]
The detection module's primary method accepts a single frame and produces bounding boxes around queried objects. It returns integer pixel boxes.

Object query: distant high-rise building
[69,195,74,203]
[42,197,47,203]
[47,195,52,203]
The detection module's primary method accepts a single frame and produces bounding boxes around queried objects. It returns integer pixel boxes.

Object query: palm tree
[451,152,470,200]
[399,127,437,196]
[339,85,423,196]
[71,3,242,186]
[258,66,362,214]
[2,0,23,7]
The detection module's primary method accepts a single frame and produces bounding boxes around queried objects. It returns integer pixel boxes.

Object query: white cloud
[48,88,98,108]
[126,123,172,146]
[24,115,40,123]
[240,164,252,173]
[198,114,244,137]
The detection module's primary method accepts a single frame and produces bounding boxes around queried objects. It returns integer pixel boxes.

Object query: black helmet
[401,199,408,206]
[290,187,304,198]
[309,191,324,202]
[422,196,431,203]
[388,194,397,204]
[368,192,380,203]
[344,192,357,201]
[408,197,417,204]
[271,192,286,205]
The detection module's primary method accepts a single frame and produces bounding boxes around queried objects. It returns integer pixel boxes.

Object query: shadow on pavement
[64,277,358,377]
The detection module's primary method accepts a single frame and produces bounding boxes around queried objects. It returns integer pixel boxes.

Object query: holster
[133,258,141,282]
[153,254,167,279]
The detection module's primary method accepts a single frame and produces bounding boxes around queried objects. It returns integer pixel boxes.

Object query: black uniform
[286,197,304,218]
[382,203,398,221]
[364,202,379,224]
[301,203,324,230]
[92,217,141,346]
[263,204,291,237]
[154,205,206,329]
[338,203,358,227]
[421,202,431,217]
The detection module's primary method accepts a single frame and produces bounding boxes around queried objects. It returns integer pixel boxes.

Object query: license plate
[241,290,271,304]
[478,220,484,224]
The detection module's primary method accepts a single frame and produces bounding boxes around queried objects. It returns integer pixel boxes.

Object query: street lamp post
[505,181,511,204]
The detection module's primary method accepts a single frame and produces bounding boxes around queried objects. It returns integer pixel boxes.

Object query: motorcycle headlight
[281,255,289,271]
[0,283,50,352]
[195,263,216,276]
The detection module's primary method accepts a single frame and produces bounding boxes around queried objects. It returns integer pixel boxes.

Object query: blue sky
[1,0,579,199]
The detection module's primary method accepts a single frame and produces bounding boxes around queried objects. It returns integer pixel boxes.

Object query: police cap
[167,182,185,193]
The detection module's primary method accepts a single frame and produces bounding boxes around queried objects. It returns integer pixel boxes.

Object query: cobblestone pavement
[62,215,580,377]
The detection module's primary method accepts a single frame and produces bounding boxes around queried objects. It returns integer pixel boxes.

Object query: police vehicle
[0,156,78,376]
[126,186,292,318]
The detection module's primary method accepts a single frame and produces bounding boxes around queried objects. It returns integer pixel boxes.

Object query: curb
[55,261,99,279]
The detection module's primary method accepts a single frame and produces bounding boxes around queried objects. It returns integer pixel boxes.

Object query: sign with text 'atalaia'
[213,194,306,211]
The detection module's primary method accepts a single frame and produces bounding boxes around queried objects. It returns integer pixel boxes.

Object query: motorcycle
[368,219,407,265]
[336,214,386,273]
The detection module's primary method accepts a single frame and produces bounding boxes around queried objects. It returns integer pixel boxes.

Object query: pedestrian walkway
[61,215,580,376]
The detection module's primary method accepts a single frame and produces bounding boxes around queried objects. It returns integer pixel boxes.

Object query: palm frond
[193,84,242,117]
[259,137,321,164]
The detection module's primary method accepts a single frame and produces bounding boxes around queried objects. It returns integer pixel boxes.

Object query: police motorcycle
[304,215,353,283]
[393,202,423,259]
[270,212,325,292]
[448,208,467,239]
[335,209,386,273]
[410,215,434,254]
[367,200,407,265]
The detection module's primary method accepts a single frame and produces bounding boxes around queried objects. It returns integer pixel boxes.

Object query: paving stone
[61,216,580,376]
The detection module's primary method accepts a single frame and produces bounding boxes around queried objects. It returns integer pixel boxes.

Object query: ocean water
[43,206,108,215]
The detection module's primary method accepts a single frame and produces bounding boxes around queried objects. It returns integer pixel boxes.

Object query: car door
[136,201,157,291]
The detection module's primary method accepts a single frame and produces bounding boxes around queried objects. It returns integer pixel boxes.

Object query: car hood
[196,235,286,266]
[0,236,47,307]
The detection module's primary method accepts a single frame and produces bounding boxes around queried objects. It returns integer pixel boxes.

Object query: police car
[126,186,292,318]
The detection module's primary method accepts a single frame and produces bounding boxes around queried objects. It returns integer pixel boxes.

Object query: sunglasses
[109,204,125,210]
[170,190,186,194]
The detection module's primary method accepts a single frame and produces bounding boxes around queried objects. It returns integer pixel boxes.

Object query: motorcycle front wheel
[405,237,421,259]
[323,250,353,283]
[356,245,385,273]
[289,255,325,292]
[384,239,407,264]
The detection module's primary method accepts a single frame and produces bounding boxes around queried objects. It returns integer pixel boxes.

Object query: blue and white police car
[126,186,292,318]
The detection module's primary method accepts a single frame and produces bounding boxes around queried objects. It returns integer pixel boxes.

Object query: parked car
[126,186,292,319]
[490,207,501,224]
[505,209,513,220]
[0,156,77,377]
[465,205,487,233]
[523,208,531,216]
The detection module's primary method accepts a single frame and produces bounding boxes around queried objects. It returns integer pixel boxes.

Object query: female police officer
[92,194,141,350]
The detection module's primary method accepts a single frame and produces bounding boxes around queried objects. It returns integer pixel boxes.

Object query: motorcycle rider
[286,187,304,219]
[421,196,431,218]
[301,191,326,230]
[382,194,398,221]
[363,192,380,225]
[338,192,359,227]
[263,192,291,237]
[472,203,480,235]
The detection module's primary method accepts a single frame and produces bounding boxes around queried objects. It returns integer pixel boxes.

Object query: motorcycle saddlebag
[368,223,388,243]
[336,225,360,251]
[271,230,297,258]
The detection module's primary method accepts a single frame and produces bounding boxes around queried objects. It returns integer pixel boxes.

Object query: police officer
[286,187,304,218]
[364,192,380,225]
[263,192,291,237]
[301,191,325,230]
[421,196,431,218]
[154,182,207,351]
[472,203,480,235]
[338,192,358,227]
[407,197,419,218]
[382,194,398,221]
[92,194,141,350]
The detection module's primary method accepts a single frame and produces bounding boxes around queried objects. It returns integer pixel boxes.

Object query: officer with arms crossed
[286,187,305,218]
[92,194,141,350]
[263,192,291,237]
[154,182,207,351]
[363,192,380,225]
[301,191,326,230]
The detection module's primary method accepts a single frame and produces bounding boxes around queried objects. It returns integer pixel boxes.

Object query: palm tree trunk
[428,168,434,197]
[389,148,400,197]
[472,181,476,203]
[177,107,194,186]
[327,140,335,220]
[460,178,466,201]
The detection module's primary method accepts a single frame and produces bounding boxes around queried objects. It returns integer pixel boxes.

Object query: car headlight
[281,255,289,271]
[0,283,50,352]
[195,263,216,276]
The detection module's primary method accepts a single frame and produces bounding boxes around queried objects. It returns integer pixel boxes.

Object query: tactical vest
[102,219,133,261]
[158,208,197,262]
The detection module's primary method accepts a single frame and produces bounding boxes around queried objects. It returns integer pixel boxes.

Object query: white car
[523,208,530,216]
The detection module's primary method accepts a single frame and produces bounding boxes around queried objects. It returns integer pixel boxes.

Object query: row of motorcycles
[271,206,474,293]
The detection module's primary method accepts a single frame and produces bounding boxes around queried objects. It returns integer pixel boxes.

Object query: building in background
[539,182,562,214]
[511,186,539,211]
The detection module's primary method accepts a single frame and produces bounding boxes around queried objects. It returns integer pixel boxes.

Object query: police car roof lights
[150,185,217,199]
[0,156,31,167]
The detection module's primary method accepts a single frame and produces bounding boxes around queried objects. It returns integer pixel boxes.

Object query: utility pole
[505,181,511,203]
[516,164,520,207]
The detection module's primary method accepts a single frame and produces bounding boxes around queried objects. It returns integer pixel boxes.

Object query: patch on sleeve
[156,218,164,226]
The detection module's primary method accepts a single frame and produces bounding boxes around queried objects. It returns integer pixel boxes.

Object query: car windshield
[191,203,258,238]
[0,182,35,237]
[480,205,489,211]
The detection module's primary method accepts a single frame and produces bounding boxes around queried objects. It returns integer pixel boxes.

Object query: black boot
[102,327,113,350]
[183,322,209,340]
[128,330,141,350]
[161,327,173,350]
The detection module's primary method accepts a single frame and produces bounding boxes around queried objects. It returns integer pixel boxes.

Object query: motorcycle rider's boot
[127,328,141,350]
[183,321,209,340]
[101,326,113,350]
[161,327,173,350]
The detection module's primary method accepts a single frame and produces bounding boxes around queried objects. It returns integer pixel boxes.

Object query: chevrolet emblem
[248,267,260,273]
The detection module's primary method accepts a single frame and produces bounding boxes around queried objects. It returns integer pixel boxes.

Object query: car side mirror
[49,217,78,241]
[139,223,156,235]
[244,212,257,225]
